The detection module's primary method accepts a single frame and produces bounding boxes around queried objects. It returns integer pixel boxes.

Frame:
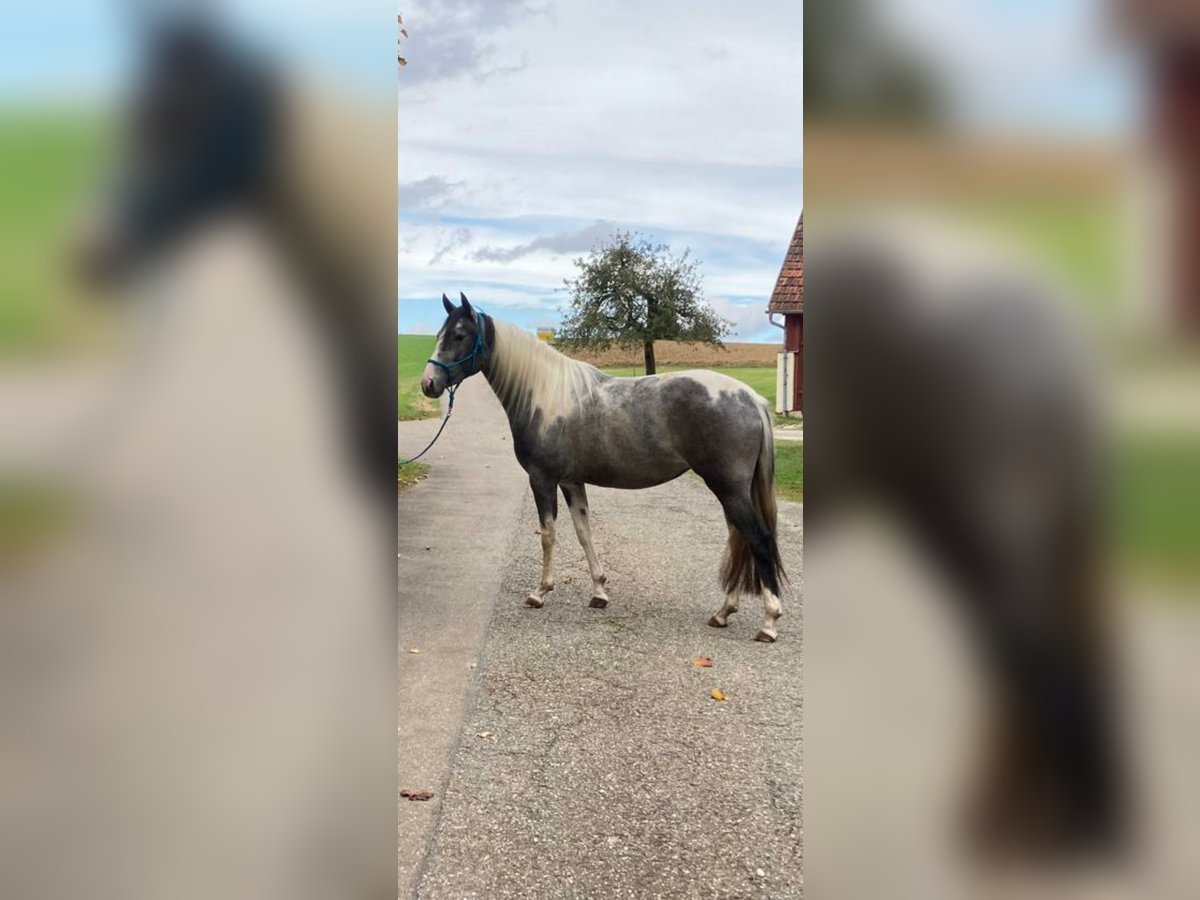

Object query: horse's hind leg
[708,523,743,626]
[525,472,558,609]
[718,493,784,642]
[708,572,741,628]
[561,482,608,608]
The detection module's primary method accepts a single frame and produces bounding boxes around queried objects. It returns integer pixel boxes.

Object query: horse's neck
[270,83,395,319]
[484,325,592,427]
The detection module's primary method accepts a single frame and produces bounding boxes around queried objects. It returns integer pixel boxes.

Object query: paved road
[398,379,803,899]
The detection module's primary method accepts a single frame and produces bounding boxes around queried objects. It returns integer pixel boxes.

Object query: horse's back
[548,369,767,488]
[619,369,769,475]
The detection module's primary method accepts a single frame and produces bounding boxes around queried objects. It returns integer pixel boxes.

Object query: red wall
[1155,52,1200,331]
[784,314,803,411]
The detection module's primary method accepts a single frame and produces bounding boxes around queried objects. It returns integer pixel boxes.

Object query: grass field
[397,461,431,491]
[0,112,112,353]
[1114,434,1200,586]
[774,442,804,503]
[962,195,1124,320]
[397,335,439,420]
[570,340,778,368]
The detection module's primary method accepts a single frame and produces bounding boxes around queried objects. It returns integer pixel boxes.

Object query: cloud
[398,176,460,209]
[429,227,473,265]
[397,1,804,341]
[473,219,618,263]
[401,1,544,85]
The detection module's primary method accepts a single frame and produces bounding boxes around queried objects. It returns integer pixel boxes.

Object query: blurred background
[0,2,395,898]
[805,0,1200,896]
[9,0,1200,896]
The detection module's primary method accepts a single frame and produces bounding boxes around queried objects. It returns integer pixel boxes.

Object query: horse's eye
[454,333,465,342]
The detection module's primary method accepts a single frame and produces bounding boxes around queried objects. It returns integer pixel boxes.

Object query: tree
[557,231,730,375]
[806,0,943,128]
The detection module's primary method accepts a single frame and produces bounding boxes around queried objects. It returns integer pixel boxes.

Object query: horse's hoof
[754,630,777,643]
[525,595,544,609]
[708,616,728,628]
[588,596,608,609]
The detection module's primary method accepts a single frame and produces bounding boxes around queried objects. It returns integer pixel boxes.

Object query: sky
[1,0,396,101]
[397,0,1135,341]
[0,1,1131,342]
[877,0,1136,137]
[398,1,805,342]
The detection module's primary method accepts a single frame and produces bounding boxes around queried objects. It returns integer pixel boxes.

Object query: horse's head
[77,16,278,285]
[422,293,490,398]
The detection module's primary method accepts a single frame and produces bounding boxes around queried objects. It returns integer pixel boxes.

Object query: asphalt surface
[398,378,803,899]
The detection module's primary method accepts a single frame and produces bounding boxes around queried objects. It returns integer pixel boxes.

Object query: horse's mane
[488,321,601,425]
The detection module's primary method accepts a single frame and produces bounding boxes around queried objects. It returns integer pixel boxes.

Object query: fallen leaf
[476,731,495,739]
[409,648,420,654]
[400,789,434,801]
[710,688,727,701]
[563,576,574,585]
[691,657,713,668]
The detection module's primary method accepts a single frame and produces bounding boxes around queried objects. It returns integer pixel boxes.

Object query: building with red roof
[767,214,803,413]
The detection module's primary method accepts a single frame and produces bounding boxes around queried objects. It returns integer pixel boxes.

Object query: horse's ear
[442,293,454,315]
[459,293,474,318]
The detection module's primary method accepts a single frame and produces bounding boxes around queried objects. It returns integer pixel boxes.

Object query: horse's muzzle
[420,364,444,398]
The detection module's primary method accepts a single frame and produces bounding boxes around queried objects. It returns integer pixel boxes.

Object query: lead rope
[398,383,457,466]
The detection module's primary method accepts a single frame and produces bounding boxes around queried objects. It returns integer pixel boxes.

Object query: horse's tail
[721,403,787,596]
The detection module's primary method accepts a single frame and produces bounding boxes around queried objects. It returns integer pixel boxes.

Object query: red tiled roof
[767,214,803,313]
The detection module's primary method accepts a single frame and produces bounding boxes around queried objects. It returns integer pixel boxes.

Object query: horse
[806,219,1124,858]
[420,293,789,642]
[75,15,396,493]
[10,18,398,899]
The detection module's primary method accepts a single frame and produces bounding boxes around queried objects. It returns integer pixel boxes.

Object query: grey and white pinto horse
[421,293,788,642]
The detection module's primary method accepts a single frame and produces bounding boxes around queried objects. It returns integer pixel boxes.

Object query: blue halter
[400,310,489,466]
[427,310,490,380]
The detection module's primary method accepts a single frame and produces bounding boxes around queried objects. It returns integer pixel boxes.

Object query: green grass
[397,461,431,491]
[0,112,113,353]
[0,475,79,566]
[1114,434,1200,586]
[807,193,1124,324]
[774,442,804,503]
[397,334,440,420]
[962,195,1124,320]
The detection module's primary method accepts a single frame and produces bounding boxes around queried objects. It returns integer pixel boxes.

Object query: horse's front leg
[561,481,608,608]
[525,472,558,608]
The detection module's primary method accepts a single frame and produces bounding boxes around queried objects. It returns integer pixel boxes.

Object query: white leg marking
[525,518,556,608]
[565,489,608,608]
[756,589,783,642]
